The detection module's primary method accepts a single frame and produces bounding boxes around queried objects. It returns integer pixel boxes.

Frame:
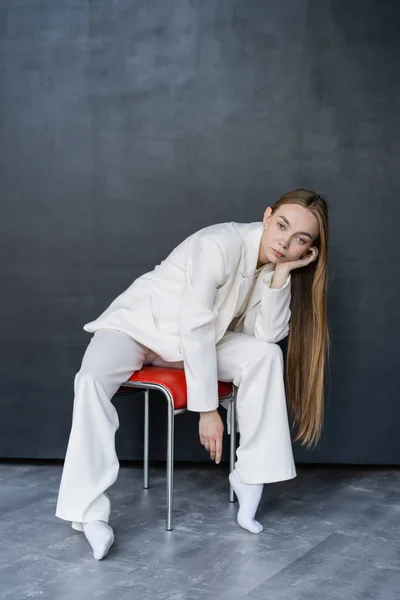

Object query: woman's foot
[229,469,264,534]
[82,520,114,560]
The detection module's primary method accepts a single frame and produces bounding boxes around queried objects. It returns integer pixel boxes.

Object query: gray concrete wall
[1,0,399,463]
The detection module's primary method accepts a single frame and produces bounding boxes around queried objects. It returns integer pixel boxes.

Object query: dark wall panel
[0,0,399,464]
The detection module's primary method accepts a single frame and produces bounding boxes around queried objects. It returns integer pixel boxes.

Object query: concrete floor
[0,462,399,600]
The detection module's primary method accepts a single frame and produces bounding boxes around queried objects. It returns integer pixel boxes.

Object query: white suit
[56,222,297,528]
[84,222,292,409]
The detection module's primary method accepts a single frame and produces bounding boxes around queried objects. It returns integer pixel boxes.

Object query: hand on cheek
[277,247,318,273]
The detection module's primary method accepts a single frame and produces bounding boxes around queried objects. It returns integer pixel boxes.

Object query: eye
[277,222,285,229]
[297,237,306,244]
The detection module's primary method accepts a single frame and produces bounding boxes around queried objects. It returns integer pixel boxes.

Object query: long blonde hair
[271,189,329,448]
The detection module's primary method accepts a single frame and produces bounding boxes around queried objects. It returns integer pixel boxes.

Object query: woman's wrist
[200,409,218,418]
[271,264,291,289]
[275,263,291,275]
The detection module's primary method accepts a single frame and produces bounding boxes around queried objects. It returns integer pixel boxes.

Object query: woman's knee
[74,367,109,395]
[251,340,283,365]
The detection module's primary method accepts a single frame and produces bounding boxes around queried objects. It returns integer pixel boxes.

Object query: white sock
[229,469,264,534]
[82,520,114,560]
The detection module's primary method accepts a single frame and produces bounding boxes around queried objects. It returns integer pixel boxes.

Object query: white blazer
[84,222,291,412]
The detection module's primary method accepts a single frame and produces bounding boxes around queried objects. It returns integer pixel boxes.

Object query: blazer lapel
[240,222,264,278]
[245,263,275,310]
[215,223,264,341]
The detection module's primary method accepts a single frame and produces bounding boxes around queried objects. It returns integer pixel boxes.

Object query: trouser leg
[216,331,296,484]
[55,330,148,529]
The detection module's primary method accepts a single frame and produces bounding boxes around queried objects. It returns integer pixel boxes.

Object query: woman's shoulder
[168,221,261,278]
[195,221,260,247]
[191,222,261,275]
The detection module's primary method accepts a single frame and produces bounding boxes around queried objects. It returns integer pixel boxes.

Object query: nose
[278,235,289,250]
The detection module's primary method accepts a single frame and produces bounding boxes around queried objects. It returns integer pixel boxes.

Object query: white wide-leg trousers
[55,329,296,529]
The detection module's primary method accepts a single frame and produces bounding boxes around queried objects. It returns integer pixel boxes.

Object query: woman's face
[261,203,319,265]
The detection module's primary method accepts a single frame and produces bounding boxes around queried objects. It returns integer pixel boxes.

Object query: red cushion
[121,366,233,410]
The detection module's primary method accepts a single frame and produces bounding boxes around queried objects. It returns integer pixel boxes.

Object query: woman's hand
[199,409,224,464]
[278,247,319,274]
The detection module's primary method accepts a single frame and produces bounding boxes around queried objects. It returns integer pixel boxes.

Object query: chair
[119,366,237,531]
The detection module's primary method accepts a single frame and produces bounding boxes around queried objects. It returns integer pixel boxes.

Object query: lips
[272,248,284,258]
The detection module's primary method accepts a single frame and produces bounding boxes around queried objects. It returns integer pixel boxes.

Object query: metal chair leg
[229,390,237,503]
[143,389,150,489]
[165,392,175,531]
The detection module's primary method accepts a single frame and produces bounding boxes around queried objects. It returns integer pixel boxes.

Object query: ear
[263,206,273,229]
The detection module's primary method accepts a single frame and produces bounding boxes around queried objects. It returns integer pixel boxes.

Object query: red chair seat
[122,366,233,410]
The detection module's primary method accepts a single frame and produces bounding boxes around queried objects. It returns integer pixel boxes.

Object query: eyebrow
[278,215,313,239]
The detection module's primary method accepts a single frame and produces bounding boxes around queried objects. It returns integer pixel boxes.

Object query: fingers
[303,247,318,265]
[209,439,216,461]
[198,413,224,464]
[215,437,222,465]
[208,437,223,463]
[200,435,222,464]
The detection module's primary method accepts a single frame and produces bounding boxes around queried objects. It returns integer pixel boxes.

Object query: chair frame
[121,380,237,531]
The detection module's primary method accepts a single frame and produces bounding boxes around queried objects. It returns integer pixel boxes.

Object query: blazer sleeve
[239,270,292,343]
[179,234,226,412]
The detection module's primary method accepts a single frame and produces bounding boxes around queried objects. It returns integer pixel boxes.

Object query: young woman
[55,188,329,560]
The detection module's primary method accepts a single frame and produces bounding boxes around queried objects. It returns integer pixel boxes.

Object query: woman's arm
[179,234,226,412]
[238,267,292,343]
[179,234,230,465]
[239,250,319,343]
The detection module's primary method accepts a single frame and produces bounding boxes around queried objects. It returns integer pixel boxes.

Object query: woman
[55,188,329,560]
